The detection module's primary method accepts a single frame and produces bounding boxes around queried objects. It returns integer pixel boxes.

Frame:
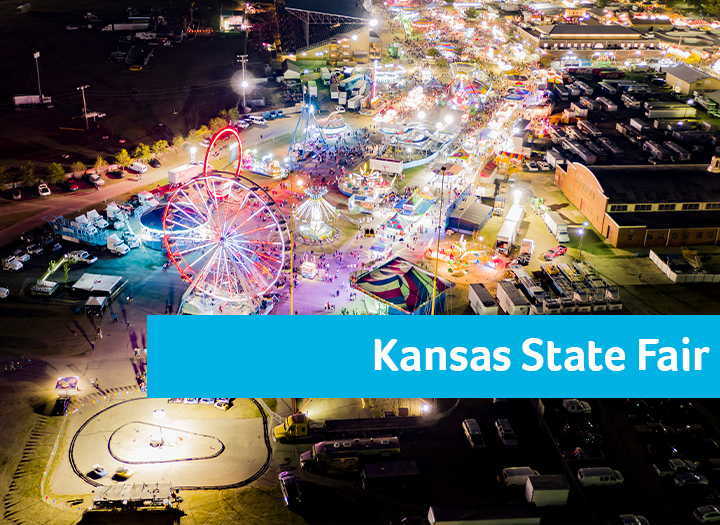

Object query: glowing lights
[370,19,378,27]
[203,126,243,178]
[418,111,426,119]
[352,34,358,41]
[241,81,248,88]
[444,115,453,124]
[422,404,430,412]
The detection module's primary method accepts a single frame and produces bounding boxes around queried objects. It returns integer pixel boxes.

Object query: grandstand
[272,0,374,56]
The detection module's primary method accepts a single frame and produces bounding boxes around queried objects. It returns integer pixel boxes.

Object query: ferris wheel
[162,173,288,307]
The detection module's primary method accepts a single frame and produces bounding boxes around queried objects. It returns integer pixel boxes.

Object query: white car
[695,505,720,523]
[12,250,30,262]
[537,161,551,171]
[38,183,51,196]
[524,161,539,172]
[0,287,8,299]
[2,256,23,272]
[235,120,250,129]
[88,173,105,186]
[335,105,346,113]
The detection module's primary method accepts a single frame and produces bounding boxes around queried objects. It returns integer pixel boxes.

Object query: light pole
[431,166,446,315]
[77,85,89,131]
[238,54,248,108]
[290,173,303,315]
[190,147,197,164]
[578,221,589,262]
[153,409,166,443]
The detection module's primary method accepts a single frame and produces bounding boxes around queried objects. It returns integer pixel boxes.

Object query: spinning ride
[163,173,288,314]
[293,186,339,243]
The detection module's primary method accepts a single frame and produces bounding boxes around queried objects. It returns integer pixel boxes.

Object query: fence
[649,250,720,283]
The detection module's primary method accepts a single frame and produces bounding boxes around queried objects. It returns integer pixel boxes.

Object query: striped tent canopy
[384,213,410,234]
[353,257,454,314]
[451,148,470,160]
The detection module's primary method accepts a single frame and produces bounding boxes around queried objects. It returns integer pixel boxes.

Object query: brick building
[554,161,720,248]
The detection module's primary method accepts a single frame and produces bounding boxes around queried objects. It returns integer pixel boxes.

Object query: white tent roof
[75,214,89,224]
[73,273,123,294]
[87,210,101,220]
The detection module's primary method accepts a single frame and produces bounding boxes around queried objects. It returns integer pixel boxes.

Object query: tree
[152,140,169,157]
[0,168,12,187]
[172,135,185,151]
[186,129,203,144]
[427,48,440,57]
[132,143,152,162]
[209,117,227,135]
[71,161,87,175]
[197,125,210,138]
[465,7,478,18]
[444,0,454,5]
[437,57,448,68]
[218,109,228,120]
[455,46,465,58]
[227,107,240,122]
[46,163,66,184]
[19,162,38,187]
[115,149,132,168]
[94,155,108,174]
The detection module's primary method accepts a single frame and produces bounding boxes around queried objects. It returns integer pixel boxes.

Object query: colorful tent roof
[370,237,393,253]
[353,257,454,313]
[384,213,410,233]
[424,77,443,88]
[451,148,470,160]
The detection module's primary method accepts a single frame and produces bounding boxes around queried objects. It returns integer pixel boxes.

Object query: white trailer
[338,91,347,105]
[330,84,339,100]
[348,95,363,110]
[525,476,569,507]
[645,107,696,119]
[168,163,205,185]
[469,283,498,315]
[369,157,403,175]
[544,211,569,243]
[546,150,566,168]
[663,141,691,161]
[596,97,617,112]
[630,118,651,133]
[14,95,52,106]
[321,67,331,86]
[497,281,530,315]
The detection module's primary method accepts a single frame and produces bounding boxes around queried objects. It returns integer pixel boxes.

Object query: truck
[586,142,607,163]
[320,67,331,86]
[495,221,518,255]
[497,281,530,315]
[546,149,566,168]
[578,97,600,112]
[574,81,593,96]
[548,126,566,144]
[106,233,130,256]
[643,140,672,161]
[544,211,570,243]
[14,95,52,107]
[308,80,318,98]
[273,412,427,443]
[330,84,339,100]
[695,95,717,111]
[361,460,420,490]
[653,458,698,477]
[596,97,617,113]
[621,93,642,110]
[123,230,140,249]
[646,106,696,119]
[87,210,109,229]
[300,437,401,472]
[563,398,592,414]
[168,163,205,185]
[428,504,540,525]
[469,283,498,315]
[597,137,624,158]
[518,238,534,265]
[630,118,651,133]
[16,3,31,14]
[101,22,149,31]
[2,256,23,272]
[664,141,691,161]
[672,130,716,145]
[577,120,602,137]
[338,91,347,105]
[525,475,569,507]
[554,85,569,101]
[348,95,363,110]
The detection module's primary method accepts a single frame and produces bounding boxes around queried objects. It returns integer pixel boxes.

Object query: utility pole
[431,166,446,316]
[34,52,42,99]
[77,85,90,131]
[238,54,248,108]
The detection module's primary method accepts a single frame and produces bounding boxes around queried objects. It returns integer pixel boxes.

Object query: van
[501,467,540,486]
[495,419,518,449]
[247,115,267,126]
[129,162,148,174]
[577,467,624,486]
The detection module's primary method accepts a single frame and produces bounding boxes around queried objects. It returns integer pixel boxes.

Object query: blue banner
[148,316,719,398]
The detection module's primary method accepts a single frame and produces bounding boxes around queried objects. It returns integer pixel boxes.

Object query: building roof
[285,0,372,20]
[537,23,641,37]
[608,210,720,229]
[664,64,711,85]
[589,165,720,204]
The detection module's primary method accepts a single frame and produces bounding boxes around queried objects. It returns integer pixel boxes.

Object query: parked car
[543,245,568,261]
[537,161,551,171]
[148,158,161,168]
[335,105,346,113]
[694,506,720,523]
[109,170,126,178]
[129,65,143,71]
[495,419,518,449]
[26,244,43,255]
[462,419,485,450]
[235,120,250,129]
[524,161,539,172]
[38,183,51,196]
[676,472,709,487]
[612,515,649,525]
[2,256,23,272]
[92,464,107,478]
[88,173,105,186]
[12,249,30,262]
[648,442,680,459]
[114,467,134,480]
[279,471,301,507]
[0,287,8,299]
[277,110,284,118]
[67,180,79,191]
[12,189,21,200]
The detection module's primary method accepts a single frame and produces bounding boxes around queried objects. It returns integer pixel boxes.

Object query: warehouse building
[554,160,720,248]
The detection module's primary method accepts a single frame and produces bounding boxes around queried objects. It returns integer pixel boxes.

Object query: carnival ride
[446,62,492,110]
[162,128,289,315]
[288,104,327,163]
[338,164,396,199]
[293,185,339,243]
[318,111,349,137]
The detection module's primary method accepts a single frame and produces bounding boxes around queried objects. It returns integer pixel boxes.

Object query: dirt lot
[0,0,260,169]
